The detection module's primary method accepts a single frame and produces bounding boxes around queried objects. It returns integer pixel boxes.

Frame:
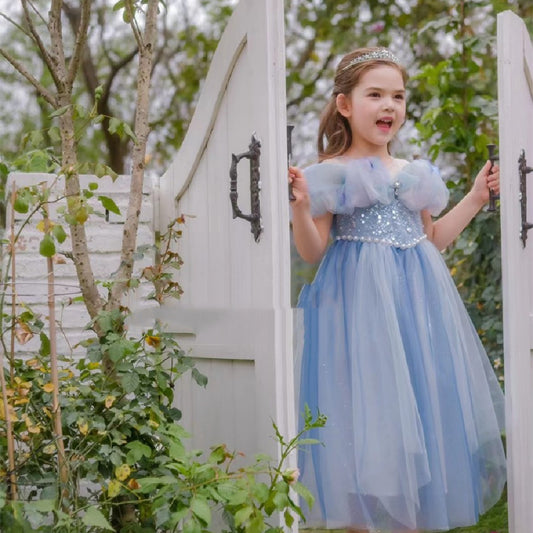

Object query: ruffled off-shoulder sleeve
[302,158,449,218]
[397,159,449,216]
[303,163,348,218]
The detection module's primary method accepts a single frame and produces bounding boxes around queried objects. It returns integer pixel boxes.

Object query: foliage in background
[411,1,503,377]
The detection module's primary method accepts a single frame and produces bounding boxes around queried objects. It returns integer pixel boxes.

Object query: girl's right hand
[288,166,311,210]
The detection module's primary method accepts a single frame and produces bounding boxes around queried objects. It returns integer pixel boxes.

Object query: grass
[449,486,508,533]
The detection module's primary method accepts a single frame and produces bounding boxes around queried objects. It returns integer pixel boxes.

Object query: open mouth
[376,118,393,130]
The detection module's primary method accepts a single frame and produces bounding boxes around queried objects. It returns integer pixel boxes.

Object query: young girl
[289,47,506,533]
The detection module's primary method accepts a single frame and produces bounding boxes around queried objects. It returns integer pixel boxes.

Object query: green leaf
[108,341,126,362]
[49,105,71,118]
[40,332,51,357]
[121,372,140,393]
[23,499,56,514]
[252,482,269,504]
[192,367,208,387]
[272,491,289,510]
[108,117,121,135]
[292,481,314,509]
[234,506,253,527]
[296,438,321,446]
[52,224,68,244]
[98,195,121,215]
[208,445,226,464]
[29,130,44,147]
[126,440,152,463]
[248,512,264,533]
[39,234,56,257]
[14,192,29,213]
[284,509,294,528]
[190,496,211,526]
[137,476,176,494]
[182,518,201,533]
[82,507,113,530]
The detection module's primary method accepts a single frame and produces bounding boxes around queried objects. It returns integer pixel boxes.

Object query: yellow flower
[145,335,161,348]
[0,399,18,421]
[14,398,30,406]
[115,464,131,481]
[42,383,55,393]
[36,220,55,232]
[108,479,122,498]
[21,414,42,435]
[77,419,89,435]
[43,444,56,454]
[104,395,116,409]
[87,362,100,370]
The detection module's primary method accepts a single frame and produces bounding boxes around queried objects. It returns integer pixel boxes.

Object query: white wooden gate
[152,0,293,466]
[498,10,533,531]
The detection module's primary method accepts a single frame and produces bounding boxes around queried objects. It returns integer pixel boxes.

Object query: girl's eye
[395,94,405,100]
[369,92,380,97]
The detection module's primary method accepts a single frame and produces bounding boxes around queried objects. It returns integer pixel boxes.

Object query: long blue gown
[296,157,506,532]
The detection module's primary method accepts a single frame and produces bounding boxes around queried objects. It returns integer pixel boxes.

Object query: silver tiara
[341,49,401,71]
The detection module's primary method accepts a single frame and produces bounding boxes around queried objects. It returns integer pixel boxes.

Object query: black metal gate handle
[229,134,262,242]
[519,149,533,247]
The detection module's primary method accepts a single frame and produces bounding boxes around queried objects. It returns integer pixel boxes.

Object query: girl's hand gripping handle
[487,144,500,212]
[288,166,311,211]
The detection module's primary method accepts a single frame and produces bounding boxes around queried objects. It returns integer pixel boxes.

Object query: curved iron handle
[487,144,500,212]
[287,124,296,201]
[519,149,533,247]
[229,134,262,242]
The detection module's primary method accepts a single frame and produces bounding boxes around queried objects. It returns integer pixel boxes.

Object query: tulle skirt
[297,239,506,532]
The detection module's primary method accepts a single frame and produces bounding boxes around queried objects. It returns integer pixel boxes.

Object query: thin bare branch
[21,0,62,89]
[0,47,56,106]
[0,11,32,37]
[24,0,47,26]
[126,1,144,48]
[294,36,317,70]
[42,194,70,498]
[102,48,139,105]
[108,0,159,308]
[66,0,92,89]
[287,53,335,109]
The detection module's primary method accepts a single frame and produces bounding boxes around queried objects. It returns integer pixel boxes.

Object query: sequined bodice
[333,199,426,249]
[299,157,449,250]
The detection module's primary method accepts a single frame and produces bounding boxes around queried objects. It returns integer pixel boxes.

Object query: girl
[289,47,506,533]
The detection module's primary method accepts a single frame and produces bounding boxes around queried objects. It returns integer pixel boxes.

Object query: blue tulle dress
[296,158,506,532]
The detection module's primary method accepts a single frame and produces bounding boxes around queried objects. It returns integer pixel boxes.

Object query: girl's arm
[423,160,500,250]
[289,166,333,264]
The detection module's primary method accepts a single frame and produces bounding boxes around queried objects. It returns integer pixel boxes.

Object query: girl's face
[336,65,406,156]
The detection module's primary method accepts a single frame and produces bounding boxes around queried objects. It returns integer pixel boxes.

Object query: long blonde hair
[317,47,408,161]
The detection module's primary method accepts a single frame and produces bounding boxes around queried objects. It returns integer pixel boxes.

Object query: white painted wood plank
[498,10,533,531]
[224,43,254,308]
